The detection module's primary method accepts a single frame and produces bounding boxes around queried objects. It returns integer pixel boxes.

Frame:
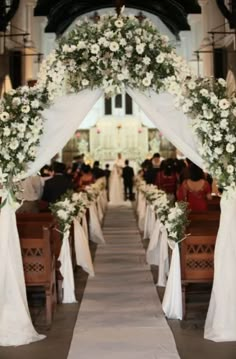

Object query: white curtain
[127,88,203,168]
[0,89,103,346]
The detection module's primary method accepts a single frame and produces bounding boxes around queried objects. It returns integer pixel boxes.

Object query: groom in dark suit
[122,160,134,201]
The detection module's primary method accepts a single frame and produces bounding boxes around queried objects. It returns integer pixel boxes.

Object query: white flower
[0,111,10,121]
[77,41,86,50]
[17,152,25,162]
[57,209,68,220]
[220,119,228,129]
[31,99,40,109]
[156,53,164,63]
[81,63,88,72]
[21,105,30,113]
[120,38,127,46]
[12,97,21,106]
[218,78,226,87]
[203,110,214,119]
[200,89,209,97]
[136,44,145,54]
[215,147,223,155]
[3,127,11,137]
[114,19,124,28]
[142,77,151,87]
[227,165,234,174]
[143,56,151,65]
[233,108,236,117]
[188,81,196,90]
[81,78,89,86]
[213,132,222,141]
[62,44,70,52]
[226,143,235,153]
[109,41,119,52]
[219,98,230,110]
[221,110,229,118]
[90,44,100,54]
[9,139,19,150]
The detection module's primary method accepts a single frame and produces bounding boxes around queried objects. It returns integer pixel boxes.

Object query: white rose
[233,108,236,117]
[57,209,68,221]
[9,139,19,150]
[156,53,164,63]
[62,44,70,52]
[81,78,89,86]
[204,110,214,119]
[12,97,21,106]
[31,99,40,109]
[0,111,10,121]
[227,165,234,174]
[220,119,228,129]
[136,44,145,54]
[219,98,230,110]
[90,44,100,54]
[188,81,196,90]
[200,89,209,97]
[143,56,151,65]
[226,143,235,153]
[120,38,127,46]
[215,147,223,155]
[77,41,86,50]
[218,78,226,87]
[3,127,11,137]
[109,41,119,52]
[81,63,88,72]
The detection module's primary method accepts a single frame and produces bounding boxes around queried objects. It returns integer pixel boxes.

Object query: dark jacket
[122,165,134,184]
[42,174,73,203]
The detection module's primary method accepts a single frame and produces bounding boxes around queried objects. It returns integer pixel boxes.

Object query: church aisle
[68,203,180,359]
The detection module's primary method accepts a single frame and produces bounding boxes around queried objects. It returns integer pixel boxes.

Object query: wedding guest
[92,161,105,180]
[17,175,44,213]
[42,161,73,204]
[155,158,177,202]
[177,164,212,211]
[104,163,111,200]
[122,160,134,200]
[78,164,94,190]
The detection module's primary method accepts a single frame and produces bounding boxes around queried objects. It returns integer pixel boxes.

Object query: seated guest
[177,164,212,211]
[92,161,105,180]
[17,175,44,213]
[42,161,73,204]
[155,159,177,202]
[78,165,94,190]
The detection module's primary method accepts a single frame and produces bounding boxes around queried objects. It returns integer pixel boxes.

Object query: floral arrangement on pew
[50,190,88,233]
[164,201,189,243]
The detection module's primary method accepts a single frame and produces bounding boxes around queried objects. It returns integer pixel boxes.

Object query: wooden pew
[17,213,76,302]
[180,211,220,318]
[19,226,56,326]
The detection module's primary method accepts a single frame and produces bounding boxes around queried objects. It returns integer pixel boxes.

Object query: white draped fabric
[146,219,161,266]
[162,242,182,320]
[204,194,236,342]
[82,215,89,241]
[58,230,77,303]
[143,204,156,240]
[137,193,146,232]
[73,219,94,277]
[0,89,102,346]
[89,204,105,244]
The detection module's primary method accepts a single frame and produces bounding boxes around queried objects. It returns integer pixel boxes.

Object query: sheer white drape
[0,89,102,346]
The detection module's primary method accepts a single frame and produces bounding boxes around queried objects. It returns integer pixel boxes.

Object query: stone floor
[1,205,236,359]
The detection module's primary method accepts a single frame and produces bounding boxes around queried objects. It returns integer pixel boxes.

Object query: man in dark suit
[42,161,73,204]
[122,160,134,200]
[92,160,105,180]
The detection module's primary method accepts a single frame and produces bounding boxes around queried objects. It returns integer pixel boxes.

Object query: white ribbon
[73,219,94,277]
[138,193,146,232]
[143,204,156,239]
[162,242,182,320]
[89,203,105,244]
[157,226,169,287]
[82,214,89,241]
[146,218,161,266]
[58,229,77,303]
[96,197,103,223]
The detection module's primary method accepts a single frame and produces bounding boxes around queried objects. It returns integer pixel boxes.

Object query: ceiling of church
[34,0,201,38]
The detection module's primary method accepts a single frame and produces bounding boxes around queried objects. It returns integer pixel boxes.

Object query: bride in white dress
[109,164,124,205]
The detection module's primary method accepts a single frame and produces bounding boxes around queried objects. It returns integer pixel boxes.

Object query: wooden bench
[19,226,56,326]
[180,212,220,317]
[17,213,76,302]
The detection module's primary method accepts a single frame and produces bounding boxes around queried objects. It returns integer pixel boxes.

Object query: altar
[89,117,149,163]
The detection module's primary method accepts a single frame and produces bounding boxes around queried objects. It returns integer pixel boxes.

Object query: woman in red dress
[177,164,212,211]
[155,159,177,202]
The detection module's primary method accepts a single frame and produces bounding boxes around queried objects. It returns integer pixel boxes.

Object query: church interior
[1,1,236,358]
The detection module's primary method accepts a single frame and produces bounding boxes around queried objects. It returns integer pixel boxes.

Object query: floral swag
[0,13,236,194]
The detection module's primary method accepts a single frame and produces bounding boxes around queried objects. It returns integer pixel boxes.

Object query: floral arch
[0,13,236,346]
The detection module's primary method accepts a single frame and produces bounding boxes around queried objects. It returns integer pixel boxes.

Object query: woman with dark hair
[177,164,212,211]
[78,164,94,190]
[155,159,177,201]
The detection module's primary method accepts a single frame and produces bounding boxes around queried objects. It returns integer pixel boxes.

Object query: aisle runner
[68,204,180,359]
